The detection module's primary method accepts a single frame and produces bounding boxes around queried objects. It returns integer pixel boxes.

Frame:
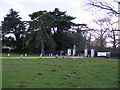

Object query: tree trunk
[41,39,45,55]
[14,33,22,52]
[113,33,116,51]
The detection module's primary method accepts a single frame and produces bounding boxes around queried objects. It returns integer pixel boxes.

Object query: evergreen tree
[2,8,26,52]
[50,8,76,50]
[29,10,55,55]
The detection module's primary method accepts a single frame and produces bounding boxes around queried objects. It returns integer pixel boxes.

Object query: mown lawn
[2,58,118,88]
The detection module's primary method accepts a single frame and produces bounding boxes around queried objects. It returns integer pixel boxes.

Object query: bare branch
[87,0,120,15]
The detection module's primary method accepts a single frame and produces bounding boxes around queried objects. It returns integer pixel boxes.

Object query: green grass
[2,58,118,88]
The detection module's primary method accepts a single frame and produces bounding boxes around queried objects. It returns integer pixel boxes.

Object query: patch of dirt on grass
[31,78,34,80]
[75,77,80,79]
[32,75,41,80]
[45,83,50,85]
[51,70,57,72]
[76,66,79,68]
[19,81,27,87]
[54,65,62,67]
[36,73,43,75]
[69,82,78,87]
[59,83,65,86]
[9,64,13,65]
[43,64,48,65]
[58,65,62,67]
[62,78,67,80]
[113,67,116,69]
[54,65,57,67]
[70,72,77,74]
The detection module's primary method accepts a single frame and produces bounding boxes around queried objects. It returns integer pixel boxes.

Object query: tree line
[1,7,120,55]
[2,8,89,54]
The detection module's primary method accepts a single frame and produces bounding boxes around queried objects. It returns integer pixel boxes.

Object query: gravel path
[1,56,86,59]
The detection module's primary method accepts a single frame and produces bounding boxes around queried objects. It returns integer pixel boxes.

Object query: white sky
[0,0,97,28]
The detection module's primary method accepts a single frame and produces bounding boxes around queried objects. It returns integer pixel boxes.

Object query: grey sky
[0,0,95,28]
[0,0,118,29]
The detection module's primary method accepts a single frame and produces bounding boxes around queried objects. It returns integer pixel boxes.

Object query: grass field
[2,58,118,88]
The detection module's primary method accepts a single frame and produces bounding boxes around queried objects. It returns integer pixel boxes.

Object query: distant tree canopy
[2,8,101,54]
[26,8,77,54]
[28,10,56,54]
[2,8,26,52]
[50,8,76,51]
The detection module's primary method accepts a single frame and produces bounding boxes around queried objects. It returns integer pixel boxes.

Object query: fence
[111,51,120,59]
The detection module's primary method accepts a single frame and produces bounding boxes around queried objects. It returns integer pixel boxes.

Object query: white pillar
[25,53,27,57]
[8,53,10,56]
[72,49,76,56]
[51,53,53,56]
[21,54,23,57]
[67,49,71,56]
[91,49,95,57]
[84,49,88,57]
[40,53,42,57]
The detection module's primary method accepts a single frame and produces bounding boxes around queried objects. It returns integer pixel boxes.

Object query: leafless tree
[107,26,119,51]
[85,0,120,15]
[92,17,110,50]
[84,0,120,50]
[93,16,119,51]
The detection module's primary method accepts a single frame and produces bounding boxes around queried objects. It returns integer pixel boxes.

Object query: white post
[40,53,42,57]
[25,53,27,57]
[91,49,95,57]
[72,49,76,56]
[8,53,10,56]
[55,54,58,58]
[84,49,88,57]
[21,54,23,57]
[67,49,71,56]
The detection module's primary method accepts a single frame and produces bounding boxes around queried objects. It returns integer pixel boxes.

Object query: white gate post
[84,49,88,57]
[72,49,76,56]
[67,49,71,56]
[91,49,95,57]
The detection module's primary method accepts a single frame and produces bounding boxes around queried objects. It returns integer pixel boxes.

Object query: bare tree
[108,30,119,51]
[92,17,110,50]
[84,0,120,50]
[93,16,119,51]
[98,16,119,51]
[85,0,120,15]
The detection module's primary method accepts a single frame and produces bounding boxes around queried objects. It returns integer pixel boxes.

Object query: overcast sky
[0,0,118,29]
[0,0,97,28]
[1,0,118,47]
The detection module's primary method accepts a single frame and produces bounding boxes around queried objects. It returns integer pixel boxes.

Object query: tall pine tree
[2,9,26,52]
